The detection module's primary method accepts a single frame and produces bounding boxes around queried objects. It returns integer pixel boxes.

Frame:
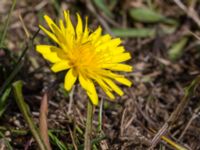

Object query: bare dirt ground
[1,0,200,149]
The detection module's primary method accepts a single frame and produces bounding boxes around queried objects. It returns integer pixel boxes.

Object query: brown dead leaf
[39,93,51,150]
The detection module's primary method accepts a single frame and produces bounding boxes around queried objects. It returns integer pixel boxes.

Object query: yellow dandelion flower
[36,11,133,105]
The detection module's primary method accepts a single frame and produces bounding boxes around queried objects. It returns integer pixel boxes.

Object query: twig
[39,93,52,150]
[173,0,200,28]
[178,100,200,140]
[19,13,30,38]
[120,108,126,136]
[149,75,200,149]
[85,0,113,35]
[68,86,75,115]
[68,126,78,150]
[98,98,103,132]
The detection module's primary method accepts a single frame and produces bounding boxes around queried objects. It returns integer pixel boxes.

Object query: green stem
[84,100,94,150]
[12,81,47,150]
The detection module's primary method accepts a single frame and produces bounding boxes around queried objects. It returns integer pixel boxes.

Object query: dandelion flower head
[36,11,133,105]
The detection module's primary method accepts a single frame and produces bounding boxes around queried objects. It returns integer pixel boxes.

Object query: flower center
[68,42,99,73]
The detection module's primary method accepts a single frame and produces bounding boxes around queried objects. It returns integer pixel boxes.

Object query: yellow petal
[114,77,132,87]
[94,77,112,91]
[39,25,59,44]
[79,74,98,105]
[44,15,60,33]
[51,24,67,46]
[64,11,75,48]
[83,16,89,39]
[64,69,77,91]
[98,70,122,78]
[97,38,121,50]
[110,53,131,63]
[64,11,75,34]
[42,16,67,48]
[103,78,124,96]
[100,71,132,87]
[99,34,111,43]
[93,77,115,100]
[86,82,98,105]
[104,89,115,100]
[36,45,61,63]
[102,64,133,72]
[113,46,125,54]
[59,19,66,34]
[109,38,122,47]
[51,60,71,72]
[89,26,102,42]
[76,13,83,40]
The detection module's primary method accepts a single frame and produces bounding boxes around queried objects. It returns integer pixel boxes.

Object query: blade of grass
[0,126,68,136]
[48,132,68,150]
[79,135,106,149]
[0,0,16,47]
[149,128,187,150]
[161,136,187,150]
[0,87,11,117]
[0,62,23,97]
[0,131,13,150]
[0,29,40,96]
[12,81,47,150]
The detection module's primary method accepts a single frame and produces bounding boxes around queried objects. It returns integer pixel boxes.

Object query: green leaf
[168,37,188,61]
[93,0,113,18]
[129,7,177,25]
[111,28,156,38]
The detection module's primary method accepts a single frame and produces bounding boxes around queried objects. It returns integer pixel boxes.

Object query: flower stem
[84,100,94,150]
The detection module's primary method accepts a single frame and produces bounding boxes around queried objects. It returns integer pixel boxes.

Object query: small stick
[149,76,200,149]
[39,93,51,150]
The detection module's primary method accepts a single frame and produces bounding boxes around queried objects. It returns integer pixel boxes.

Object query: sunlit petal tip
[130,66,134,72]
[84,16,89,35]
[39,24,45,30]
[39,25,59,44]
[64,69,77,91]
[44,15,51,23]
[123,65,133,72]
[87,92,98,105]
[64,10,69,16]
[126,80,132,87]
[106,91,115,100]
[36,45,42,53]
[76,13,83,36]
